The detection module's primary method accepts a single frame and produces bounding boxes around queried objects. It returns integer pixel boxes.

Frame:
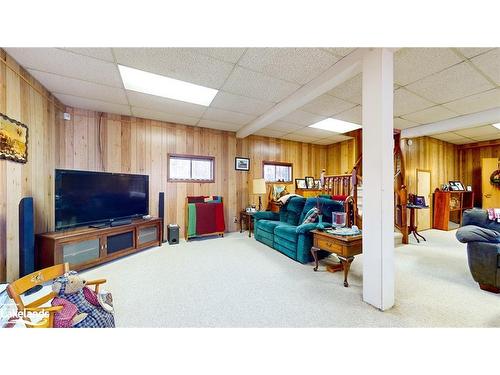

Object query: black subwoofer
[167,224,179,245]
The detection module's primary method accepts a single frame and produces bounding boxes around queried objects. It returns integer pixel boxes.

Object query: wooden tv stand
[36,218,162,272]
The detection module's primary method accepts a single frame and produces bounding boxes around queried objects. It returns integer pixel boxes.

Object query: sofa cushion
[299,197,344,224]
[279,197,306,226]
[274,225,299,243]
[256,219,283,234]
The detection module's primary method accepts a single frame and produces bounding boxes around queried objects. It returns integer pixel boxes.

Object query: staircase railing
[394,134,409,244]
[322,160,361,228]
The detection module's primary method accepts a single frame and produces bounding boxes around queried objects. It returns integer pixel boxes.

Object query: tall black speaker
[158,192,166,243]
[19,197,42,295]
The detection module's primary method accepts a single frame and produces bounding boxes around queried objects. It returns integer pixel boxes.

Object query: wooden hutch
[432,190,474,230]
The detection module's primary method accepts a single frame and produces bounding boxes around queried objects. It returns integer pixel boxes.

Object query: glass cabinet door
[138,225,158,246]
[62,238,100,265]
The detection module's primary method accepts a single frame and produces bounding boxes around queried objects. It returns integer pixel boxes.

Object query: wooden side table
[407,204,429,243]
[239,210,255,237]
[310,230,362,287]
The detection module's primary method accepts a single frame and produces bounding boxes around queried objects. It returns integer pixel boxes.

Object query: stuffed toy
[51,271,115,328]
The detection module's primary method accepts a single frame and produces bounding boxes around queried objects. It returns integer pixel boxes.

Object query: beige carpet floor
[81,229,500,327]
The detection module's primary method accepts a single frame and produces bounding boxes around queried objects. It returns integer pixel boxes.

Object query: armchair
[456,209,500,293]
[6,263,108,327]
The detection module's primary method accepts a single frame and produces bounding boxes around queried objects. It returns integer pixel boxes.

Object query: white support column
[361,48,395,311]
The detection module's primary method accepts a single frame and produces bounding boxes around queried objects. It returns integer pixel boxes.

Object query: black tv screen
[55,169,149,230]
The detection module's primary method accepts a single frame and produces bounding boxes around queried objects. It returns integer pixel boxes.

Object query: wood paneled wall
[0,50,61,281]
[458,140,500,207]
[57,109,355,240]
[401,136,460,197]
[326,139,357,175]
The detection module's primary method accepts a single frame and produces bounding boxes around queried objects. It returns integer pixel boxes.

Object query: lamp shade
[252,178,267,195]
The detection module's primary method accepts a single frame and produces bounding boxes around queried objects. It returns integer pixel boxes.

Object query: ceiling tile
[190,48,246,63]
[406,62,494,104]
[470,133,500,142]
[470,48,500,85]
[113,48,234,89]
[394,88,435,116]
[126,90,206,118]
[292,127,337,139]
[394,48,463,86]
[210,91,274,116]
[332,105,362,125]
[432,132,468,141]
[402,105,459,124]
[442,88,500,115]
[253,129,287,138]
[430,132,471,144]
[28,69,128,105]
[311,138,336,145]
[61,48,115,62]
[394,117,421,129]
[131,107,199,125]
[266,121,303,131]
[456,48,494,59]
[300,94,356,116]
[326,134,353,142]
[322,48,356,57]
[55,93,131,116]
[197,119,242,132]
[327,74,362,104]
[238,48,338,85]
[454,124,500,138]
[451,137,477,145]
[222,66,300,102]
[280,110,326,126]
[282,133,320,143]
[202,107,256,125]
[5,48,123,87]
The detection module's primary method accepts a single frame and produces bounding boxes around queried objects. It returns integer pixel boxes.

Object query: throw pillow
[302,207,319,224]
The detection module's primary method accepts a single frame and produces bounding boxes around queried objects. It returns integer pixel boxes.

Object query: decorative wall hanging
[235,157,250,171]
[490,170,500,187]
[0,113,28,163]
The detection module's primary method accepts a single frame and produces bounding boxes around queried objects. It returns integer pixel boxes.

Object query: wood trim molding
[457,139,500,150]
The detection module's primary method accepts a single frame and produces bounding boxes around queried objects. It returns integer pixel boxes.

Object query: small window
[168,154,215,182]
[263,161,293,183]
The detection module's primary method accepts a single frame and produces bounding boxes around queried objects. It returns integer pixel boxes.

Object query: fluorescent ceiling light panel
[118,65,218,106]
[493,123,500,130]
[309,118,361,133]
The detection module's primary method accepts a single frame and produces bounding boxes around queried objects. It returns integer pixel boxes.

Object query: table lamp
[252,178,267,211]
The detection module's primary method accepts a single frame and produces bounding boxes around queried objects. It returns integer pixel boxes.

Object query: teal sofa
[253,196,345,263]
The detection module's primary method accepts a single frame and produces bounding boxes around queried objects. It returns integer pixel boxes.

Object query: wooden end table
[407,204,429,243]
[310,230,362,287]
[239,210,255,237]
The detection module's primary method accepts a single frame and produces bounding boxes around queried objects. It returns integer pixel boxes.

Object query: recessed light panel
[118,65,218,106]
[309,118,361,133]
[493,123,500,130]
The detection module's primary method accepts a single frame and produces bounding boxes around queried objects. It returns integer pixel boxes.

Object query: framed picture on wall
[295,179,307,189]
[235,157,250,171]
[0,112,28,163]
[305,176,315,189]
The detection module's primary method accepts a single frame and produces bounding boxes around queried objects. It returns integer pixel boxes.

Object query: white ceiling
[5,47,500,145]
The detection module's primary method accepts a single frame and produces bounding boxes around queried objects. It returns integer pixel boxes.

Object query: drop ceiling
[5,47,500,145]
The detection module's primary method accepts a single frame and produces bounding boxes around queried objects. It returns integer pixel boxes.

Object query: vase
[316,214,325,231]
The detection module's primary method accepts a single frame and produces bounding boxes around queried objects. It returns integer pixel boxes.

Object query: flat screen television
[55,169,149,230]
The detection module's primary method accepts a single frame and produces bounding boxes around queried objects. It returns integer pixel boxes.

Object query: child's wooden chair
[6,263,107,328]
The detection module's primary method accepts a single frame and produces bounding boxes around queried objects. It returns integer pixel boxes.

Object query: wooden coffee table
[310,229,362,287]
